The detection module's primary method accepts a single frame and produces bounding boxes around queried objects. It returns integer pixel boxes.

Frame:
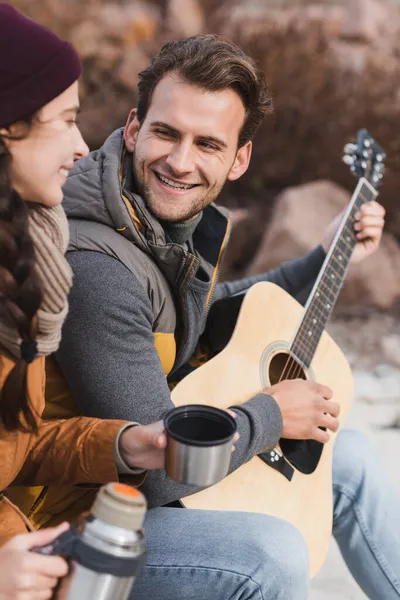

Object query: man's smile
[153,170,200,192]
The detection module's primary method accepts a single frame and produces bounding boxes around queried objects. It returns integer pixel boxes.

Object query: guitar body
[172,281,353,578]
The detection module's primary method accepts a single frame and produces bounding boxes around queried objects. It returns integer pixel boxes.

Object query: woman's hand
[118,421,167,470]
[0,523,69,600]
[119,413,240,471]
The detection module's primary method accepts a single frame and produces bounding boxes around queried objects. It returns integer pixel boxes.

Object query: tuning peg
[343,143,357,156]
[343,154,355,166]
[376,153,385,162]
[373,168,384,178]
[373,172,384,183]
[372,174,383,186]
[364,138,371,148]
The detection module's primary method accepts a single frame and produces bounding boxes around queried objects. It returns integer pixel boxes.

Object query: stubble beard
[132,153,225,224]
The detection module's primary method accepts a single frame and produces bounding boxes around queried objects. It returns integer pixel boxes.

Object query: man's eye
[67,119,79,127]
[154,128,172,137]
[199,141,218,151]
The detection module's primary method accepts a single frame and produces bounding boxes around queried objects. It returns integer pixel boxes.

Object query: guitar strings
[278,210,360,384]
[275,147,381,417]
[278,354,303,382]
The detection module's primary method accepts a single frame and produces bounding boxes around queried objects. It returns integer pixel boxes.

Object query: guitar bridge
[259,448,294,481]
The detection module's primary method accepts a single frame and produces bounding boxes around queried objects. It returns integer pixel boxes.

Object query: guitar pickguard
[260,341,325,477]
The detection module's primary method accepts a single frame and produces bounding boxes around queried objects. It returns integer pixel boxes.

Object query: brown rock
[340,0,393,44]
[302,4,345,39]
[247,179,400,310]
[118,46,153,90]
[95,43,121,73]
[215,3,346,43]
[166,0,205,37]
[344,233,400,309]
[98,3,159,43]
[9,0,400,244]
[70,21,102,59]
[248,180,350,275]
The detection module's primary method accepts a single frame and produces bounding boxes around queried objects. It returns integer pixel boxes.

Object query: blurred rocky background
[7,1,400,597]
[9,0,400,310]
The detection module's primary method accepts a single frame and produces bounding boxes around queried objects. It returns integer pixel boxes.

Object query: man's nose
[74,127,89,160]
[166,142,195,176]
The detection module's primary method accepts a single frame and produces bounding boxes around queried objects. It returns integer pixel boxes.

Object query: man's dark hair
[137,34,273,148]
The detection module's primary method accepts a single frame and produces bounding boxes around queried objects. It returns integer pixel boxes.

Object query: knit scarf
[0,203,72,359]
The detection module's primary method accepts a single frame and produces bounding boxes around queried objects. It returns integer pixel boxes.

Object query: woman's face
[4,81,88,207]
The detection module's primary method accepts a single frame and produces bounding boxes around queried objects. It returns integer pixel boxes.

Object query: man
[42,35,397,599]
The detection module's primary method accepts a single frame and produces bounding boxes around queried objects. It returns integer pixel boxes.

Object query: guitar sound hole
[267,352,323,476]
[269,352,307,384]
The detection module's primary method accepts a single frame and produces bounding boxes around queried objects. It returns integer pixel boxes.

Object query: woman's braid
[0,138,42,431]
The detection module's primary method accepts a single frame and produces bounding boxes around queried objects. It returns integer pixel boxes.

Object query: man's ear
[227,141,252,182]
[123,109,140,152]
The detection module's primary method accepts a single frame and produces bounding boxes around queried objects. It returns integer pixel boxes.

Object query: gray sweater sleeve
[56,251,282,508]
[214,245,326,303]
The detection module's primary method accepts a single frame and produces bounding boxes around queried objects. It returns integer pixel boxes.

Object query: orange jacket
[0,350,130,545]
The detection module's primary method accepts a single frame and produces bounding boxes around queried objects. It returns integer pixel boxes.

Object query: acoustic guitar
[171,130,386,578]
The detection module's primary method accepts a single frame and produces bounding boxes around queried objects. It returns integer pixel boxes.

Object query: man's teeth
[157,173,194,190]
[60,168,69,177]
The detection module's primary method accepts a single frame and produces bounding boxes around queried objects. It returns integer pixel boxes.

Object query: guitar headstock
[343,129,386,189]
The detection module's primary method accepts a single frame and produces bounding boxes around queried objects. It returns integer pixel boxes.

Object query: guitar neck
[291,178,378,368]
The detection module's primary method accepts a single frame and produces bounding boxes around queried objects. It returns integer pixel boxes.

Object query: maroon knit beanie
[0,3,82,128]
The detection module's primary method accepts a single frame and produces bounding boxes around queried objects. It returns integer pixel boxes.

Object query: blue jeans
[132,430,400,599]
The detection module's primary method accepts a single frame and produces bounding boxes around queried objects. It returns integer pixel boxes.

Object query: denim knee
[138,507,309,600]
[333,429,373,494]
[242,514,309,599]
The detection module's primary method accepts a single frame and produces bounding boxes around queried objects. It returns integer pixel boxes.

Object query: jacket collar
[63,128,230,270]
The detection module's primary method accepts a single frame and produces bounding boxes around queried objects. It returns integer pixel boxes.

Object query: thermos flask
[35,482,147,600]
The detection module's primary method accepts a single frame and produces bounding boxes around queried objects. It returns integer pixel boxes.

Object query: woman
[0,5,167,598]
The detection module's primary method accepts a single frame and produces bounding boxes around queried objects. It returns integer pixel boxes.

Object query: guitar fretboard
[291,178,377,368]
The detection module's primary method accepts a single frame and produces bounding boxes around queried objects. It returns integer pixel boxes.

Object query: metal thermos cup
[164,404,237,487]
[36,483,147,600]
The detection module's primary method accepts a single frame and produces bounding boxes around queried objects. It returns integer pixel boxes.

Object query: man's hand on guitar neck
[266,380,339,443]
[322,201,385,264]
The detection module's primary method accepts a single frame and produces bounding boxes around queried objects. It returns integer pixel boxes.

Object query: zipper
[204,268,221,321]
[203,217,231,320]
[176,250,189,286]
[173,253,199,371]
[173,215,231,371]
